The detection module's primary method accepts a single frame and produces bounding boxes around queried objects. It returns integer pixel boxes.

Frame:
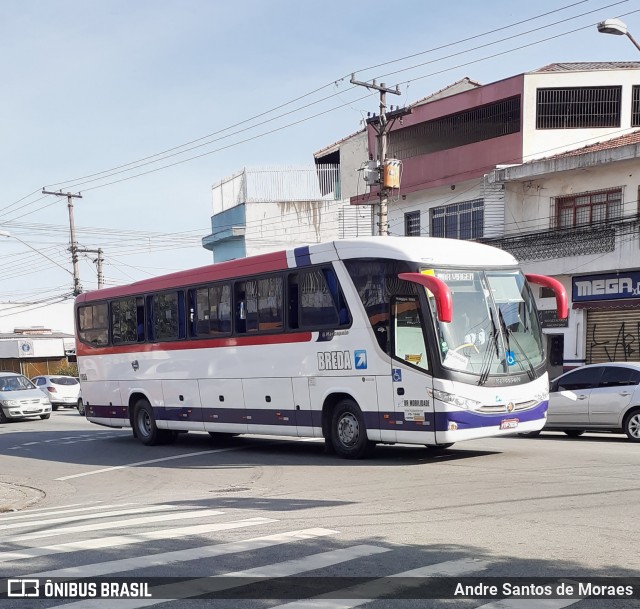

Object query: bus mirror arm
[398,273,452,323]
[525,274,568,319]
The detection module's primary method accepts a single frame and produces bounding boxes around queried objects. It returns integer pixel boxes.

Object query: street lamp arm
[626,31,640,53]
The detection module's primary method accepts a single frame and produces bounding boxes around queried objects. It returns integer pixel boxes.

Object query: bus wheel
[425,443,454,450]
[133,398,163,446]
[77,399,85,416]
[330,399,372,459]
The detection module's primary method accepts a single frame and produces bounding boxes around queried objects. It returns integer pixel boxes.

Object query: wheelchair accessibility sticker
[506,350,516,366]
[392,368,402,382]
[354,350,367,369]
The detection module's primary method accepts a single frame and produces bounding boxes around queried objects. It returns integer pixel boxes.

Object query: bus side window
[136,296,145,342]
[323,268,350,326]
[288,274,300,330]
[235,283,247,334]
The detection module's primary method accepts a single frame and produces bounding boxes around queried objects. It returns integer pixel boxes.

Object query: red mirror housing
[525,274,568,319]
[398,272,453,323]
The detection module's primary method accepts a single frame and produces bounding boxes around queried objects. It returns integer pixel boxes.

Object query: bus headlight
[430,389,480,410]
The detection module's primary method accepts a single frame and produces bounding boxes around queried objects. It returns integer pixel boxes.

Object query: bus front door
[389,296,436,445]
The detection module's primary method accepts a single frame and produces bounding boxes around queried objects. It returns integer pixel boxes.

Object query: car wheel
[77,398,85,416]
[563,429,585,438]
[330,399,373,459]
[51,404,59,411]
[518,430,542,438]
[0,409,8,423]
[40,413,51,420]
[623,410,640,442]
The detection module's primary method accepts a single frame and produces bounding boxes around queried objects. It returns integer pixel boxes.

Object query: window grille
[552,188,623,229]
[388,96,520,160]
[430,199,484,240]
[536,87,622,129]
[633,86,640,127]
[404,211,421,236]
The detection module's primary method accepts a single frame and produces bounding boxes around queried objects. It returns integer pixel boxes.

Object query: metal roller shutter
[586,308,640,364]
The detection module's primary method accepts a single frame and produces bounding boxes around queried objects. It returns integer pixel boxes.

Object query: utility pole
[350,74,410,235]
[77,247,104,289]
[42,189,83,295]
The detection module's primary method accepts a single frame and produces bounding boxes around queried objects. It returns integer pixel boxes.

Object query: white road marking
[0,504,174,531]
[1,508,225,543]
[476,599,583,608]
[58,541,383,609]
[268,557,490,609]
[0,503,131,523]
[8,517,277,567]
[55,445,250,480]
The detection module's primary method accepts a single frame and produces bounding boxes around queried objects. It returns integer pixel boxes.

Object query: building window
[536,87,622,129]
[551,188,623,229]
[404,211,421,236]
[430,199,484,240]
[633,86,640,127]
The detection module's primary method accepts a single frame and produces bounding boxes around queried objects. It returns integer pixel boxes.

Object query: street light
[597,18,640,52]
[0,230,73,276]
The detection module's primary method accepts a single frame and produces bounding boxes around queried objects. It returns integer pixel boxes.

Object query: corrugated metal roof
[533,61,640,72]
[541,129,640,160]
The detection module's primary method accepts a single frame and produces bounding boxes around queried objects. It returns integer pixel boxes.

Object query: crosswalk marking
[24,526,339,579]
[1,508,225,543]
[0,517,278,564]
[58,544,389,609]
[0,502,131,523]
[0,503,175,531]
[476,599,582,608]
[269,558,490,609]
[0,502,97,517]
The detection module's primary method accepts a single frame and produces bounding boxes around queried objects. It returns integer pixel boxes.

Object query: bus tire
[330,399,372,459]
[77,398,85,416]
[425,443,454,450]
[133,398,164,446]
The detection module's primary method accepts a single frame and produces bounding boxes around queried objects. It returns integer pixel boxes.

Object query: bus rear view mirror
[398,273,452,323]
[525,274,568,319]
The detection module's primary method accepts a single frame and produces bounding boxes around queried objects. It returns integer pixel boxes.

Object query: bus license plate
[500,418,519,430]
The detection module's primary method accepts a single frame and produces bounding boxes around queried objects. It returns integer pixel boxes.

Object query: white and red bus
[75,237,567,458]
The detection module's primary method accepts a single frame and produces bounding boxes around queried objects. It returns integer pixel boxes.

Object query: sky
[0,0,639,334]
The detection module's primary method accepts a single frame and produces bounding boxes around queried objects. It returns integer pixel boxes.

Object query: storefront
[572,271,640,365]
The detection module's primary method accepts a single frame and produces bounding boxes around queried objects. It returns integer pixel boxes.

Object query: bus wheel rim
[138,410,151,437]
[337,412,359,447]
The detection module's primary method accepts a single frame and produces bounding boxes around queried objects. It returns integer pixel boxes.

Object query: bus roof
[76,237,517,303]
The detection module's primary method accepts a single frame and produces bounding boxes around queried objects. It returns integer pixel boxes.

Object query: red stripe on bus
[76,331,313,356]
[76,250,290,302]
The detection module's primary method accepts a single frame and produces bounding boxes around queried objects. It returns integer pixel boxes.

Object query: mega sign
[572,272,640,302]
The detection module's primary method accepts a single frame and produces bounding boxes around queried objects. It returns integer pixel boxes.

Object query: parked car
[522,362,640,441]
[0,372,52,422]
[31,375,81,411]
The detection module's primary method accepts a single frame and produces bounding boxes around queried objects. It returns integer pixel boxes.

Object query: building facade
[350,62,640,374]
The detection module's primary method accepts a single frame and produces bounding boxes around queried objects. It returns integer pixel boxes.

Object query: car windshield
[0,375,35,391]
[425,269,544,378]
[50,377,79,385]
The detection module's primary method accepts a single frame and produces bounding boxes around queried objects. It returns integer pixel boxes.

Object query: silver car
[0,372,52,422]
[526,362,640,441]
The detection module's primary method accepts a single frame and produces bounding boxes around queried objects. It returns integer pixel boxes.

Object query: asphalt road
[1,410,639,608]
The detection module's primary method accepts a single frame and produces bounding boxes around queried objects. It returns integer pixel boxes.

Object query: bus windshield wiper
[478,309,500,386]
[498,309,535,381]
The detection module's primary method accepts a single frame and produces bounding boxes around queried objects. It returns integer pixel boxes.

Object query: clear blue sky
[0,0,638,332]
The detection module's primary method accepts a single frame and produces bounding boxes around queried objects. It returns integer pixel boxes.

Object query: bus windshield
[426,269,544,379]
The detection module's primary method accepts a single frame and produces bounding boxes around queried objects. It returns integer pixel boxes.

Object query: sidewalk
[0,481,45,512]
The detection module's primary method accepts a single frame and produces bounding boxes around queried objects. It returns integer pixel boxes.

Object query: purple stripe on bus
[87,401,547,432]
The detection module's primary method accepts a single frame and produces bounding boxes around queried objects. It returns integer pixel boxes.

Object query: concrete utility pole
[77,247,104,289]
[350,74,409,236]
[42,189,83,295]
